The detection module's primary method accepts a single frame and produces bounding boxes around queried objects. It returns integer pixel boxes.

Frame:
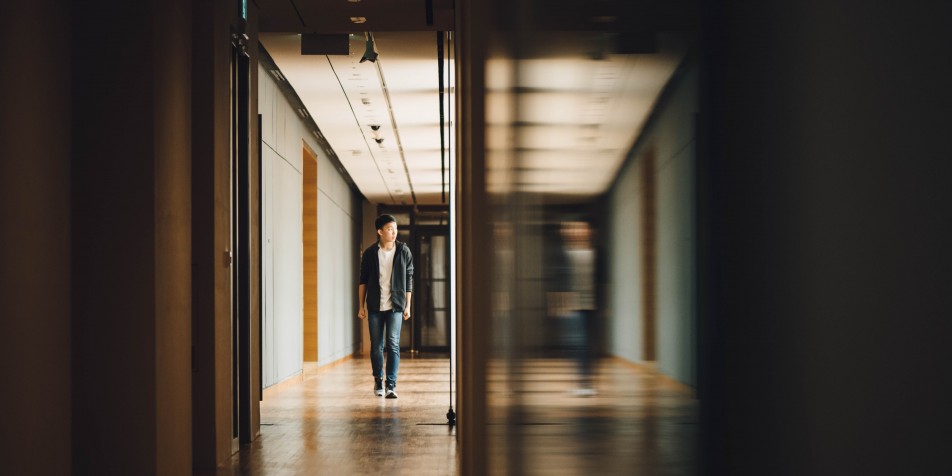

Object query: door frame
[413,225,452,353]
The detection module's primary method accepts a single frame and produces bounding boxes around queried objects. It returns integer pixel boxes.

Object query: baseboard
[306,353,354,377]
[610,355,696,397]
[261,370,304,400]
[262,355,357,399]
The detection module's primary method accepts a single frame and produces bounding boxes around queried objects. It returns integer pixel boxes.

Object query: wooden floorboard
[208,355,697,475]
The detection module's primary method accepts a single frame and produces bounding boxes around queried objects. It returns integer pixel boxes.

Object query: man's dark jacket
[359,241,414,312]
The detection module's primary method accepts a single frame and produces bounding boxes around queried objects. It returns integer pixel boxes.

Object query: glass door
[414,229,450,352]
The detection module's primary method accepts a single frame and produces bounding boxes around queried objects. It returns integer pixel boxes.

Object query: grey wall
[607,60,698,387]
[259,63,364,385]
[607,158,646,364]
[316,147,362,366]
[260,62,303,387]
[655,64,698,387]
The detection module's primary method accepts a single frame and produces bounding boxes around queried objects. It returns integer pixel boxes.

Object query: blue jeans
[368,310,403,386]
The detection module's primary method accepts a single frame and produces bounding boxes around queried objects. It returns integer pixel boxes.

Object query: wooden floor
[210,356,696,475]
[213,355,457,476]
[487,359,698,475]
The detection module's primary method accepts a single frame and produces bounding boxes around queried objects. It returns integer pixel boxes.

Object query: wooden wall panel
[303,147,319,362]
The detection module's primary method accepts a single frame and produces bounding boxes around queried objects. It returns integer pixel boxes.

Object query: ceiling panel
[495,32,691,202]
[261,31,454,205]
[263,23,691,205]
[259,0,454,33]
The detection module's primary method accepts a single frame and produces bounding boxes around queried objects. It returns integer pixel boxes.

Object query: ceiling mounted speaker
[615,32,659,54]
[360,33,378,63]
[301,34,350,55]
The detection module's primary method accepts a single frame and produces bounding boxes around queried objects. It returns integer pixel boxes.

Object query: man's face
[378,221,397,244]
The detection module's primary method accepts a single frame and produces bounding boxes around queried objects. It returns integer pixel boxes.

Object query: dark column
[70,0,193,474]
[192,0,261,467]
[700,1,952,474]
[191,0,237,467]
[456,1,492,475]
[247,3,263,440]
[0,1,72,474]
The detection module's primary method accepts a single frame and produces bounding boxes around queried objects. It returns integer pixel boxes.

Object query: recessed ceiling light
[348,0,361,3]
[350,16,367,24]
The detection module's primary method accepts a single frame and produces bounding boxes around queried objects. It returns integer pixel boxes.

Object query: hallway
[213,356,696,475]
[216,357,458,475]
[6,1,952,475]
[487,359,697,475]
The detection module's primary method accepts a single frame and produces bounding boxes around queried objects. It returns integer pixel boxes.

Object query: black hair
[375,214,397,230]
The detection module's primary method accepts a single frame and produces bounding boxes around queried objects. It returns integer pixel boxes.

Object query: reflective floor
[488,359,698,475]
[212,356,696,475]
[215,356,458,476]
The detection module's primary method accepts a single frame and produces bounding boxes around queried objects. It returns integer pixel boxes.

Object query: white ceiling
[486,32,692,200]
[261,30,690,205]
[261,32,453,205]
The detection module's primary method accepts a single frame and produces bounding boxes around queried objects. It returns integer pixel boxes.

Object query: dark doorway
[377,206,451,353]
[415,228,451,352]
[230,35,253,446]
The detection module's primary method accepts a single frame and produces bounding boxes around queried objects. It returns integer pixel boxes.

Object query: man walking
[358,214,413,398]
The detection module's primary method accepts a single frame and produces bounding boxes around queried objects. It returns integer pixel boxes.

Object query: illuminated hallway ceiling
[258,1,696,204]
[484,32,693,201]
[261,32,452,205]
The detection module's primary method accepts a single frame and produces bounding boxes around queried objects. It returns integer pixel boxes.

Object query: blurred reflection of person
[548,221,598,396]
[564,221,597,396]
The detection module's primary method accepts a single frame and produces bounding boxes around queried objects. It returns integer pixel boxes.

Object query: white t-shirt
[378,245,396,311]
[568,248,595,311]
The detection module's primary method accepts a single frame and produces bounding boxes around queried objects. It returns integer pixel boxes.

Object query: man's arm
[358,248,368,319]
[358,284,367,319]
[405,249,414,293]
[403,249,413,320]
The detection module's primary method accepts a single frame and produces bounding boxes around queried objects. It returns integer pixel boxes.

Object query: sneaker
[571,387,598,397]
[385,387,398,399]
[374,378,384,397]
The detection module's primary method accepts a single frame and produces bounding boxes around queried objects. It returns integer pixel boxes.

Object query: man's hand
[358,306,367,320]
[403,308,411,321]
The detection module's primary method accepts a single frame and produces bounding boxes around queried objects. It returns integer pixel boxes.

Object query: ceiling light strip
[373,55,418,205]
[447,31,454,204]
[268,69,286,82]
[326,55,396,204]
[437,31,446,203]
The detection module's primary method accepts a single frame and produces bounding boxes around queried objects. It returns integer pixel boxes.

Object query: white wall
[607,159,646,364]
[606,61,698,387]
[259,63,364,387]
[655,64,698,386]
[260,62,304,388]
[316,151,362,366]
